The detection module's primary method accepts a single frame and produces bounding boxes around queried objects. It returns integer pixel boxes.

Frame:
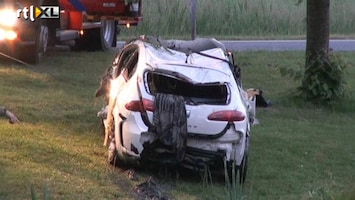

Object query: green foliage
[278,53,347,105]
[337,186,355,200]
[121,0,355,39]
[300,53,347,104]
[30,186,37,200]
[30,184,52,200]
[224,159,243,200]
[279,65,304,81]
[295,0,304,6]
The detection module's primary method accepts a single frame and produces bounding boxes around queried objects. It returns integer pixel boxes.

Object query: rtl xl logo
[17,6,60,22]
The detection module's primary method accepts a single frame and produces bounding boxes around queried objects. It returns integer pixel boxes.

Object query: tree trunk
[305,0,330,66]
[189,0,197,40]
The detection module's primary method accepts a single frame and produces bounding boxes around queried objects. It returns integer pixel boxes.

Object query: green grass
[237,51,355,200]
[0,50,354,199]
[120,0,355,40]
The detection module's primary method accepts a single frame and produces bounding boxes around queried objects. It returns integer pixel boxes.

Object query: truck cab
[0,0,142,64]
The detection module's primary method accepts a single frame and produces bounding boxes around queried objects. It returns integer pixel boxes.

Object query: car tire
[226,136,249,185]
[71,20,116,51]
[238,136,249,184]
[18,21,48,64]
[239,153,248,184]
[99,20,116,50]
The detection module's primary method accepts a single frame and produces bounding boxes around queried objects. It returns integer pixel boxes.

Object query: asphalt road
[117,39,355,51]
[222,39,355,51]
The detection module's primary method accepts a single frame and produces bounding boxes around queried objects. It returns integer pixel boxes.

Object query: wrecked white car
[96,36,257,183]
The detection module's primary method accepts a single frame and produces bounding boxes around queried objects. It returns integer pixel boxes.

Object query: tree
[300,0,346,103]
[188,0,197,40]
[305,0,330,65]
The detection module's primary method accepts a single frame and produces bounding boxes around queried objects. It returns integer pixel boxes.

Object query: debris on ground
[127,169,139,181]
[0,106,20,124]
[133,177,170,200]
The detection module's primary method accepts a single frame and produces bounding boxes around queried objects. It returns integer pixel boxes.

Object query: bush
[278,53,347,105]
[299,53,347,104]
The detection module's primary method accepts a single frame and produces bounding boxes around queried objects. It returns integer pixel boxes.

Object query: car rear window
[146,71,229,105]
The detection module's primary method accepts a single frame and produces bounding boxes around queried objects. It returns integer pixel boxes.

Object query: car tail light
[125,99,155,112]
[208,110,245,122]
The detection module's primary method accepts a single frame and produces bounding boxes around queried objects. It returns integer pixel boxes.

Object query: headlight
[0,9,18,27]
[0,29,17,40]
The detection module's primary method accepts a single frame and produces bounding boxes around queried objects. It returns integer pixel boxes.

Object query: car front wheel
[17,21,48,64]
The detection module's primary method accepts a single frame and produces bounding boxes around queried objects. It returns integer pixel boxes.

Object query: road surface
[117,39,355,51]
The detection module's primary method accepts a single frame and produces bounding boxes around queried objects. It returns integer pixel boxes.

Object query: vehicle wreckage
[96,36,259,183]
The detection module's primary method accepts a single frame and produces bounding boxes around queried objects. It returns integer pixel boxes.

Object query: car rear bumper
[140,138,245,170]
[138,123,246,167]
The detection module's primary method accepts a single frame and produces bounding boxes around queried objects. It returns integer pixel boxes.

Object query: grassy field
[120,0,355,39]
[0,48,354,199]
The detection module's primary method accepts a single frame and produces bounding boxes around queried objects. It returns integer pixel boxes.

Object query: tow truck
[0,0,142,64]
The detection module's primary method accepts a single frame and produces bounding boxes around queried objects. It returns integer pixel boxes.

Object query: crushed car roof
[130,39,234,77]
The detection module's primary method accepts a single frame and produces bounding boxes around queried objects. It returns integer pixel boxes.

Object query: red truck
[0,0,142,64]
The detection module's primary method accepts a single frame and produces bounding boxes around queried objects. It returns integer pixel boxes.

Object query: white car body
[99,37,256,176]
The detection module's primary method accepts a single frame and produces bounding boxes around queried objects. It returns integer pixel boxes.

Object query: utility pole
[189,0,197,40]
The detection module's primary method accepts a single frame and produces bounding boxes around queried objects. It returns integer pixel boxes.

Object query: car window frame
[112,44,139,82]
